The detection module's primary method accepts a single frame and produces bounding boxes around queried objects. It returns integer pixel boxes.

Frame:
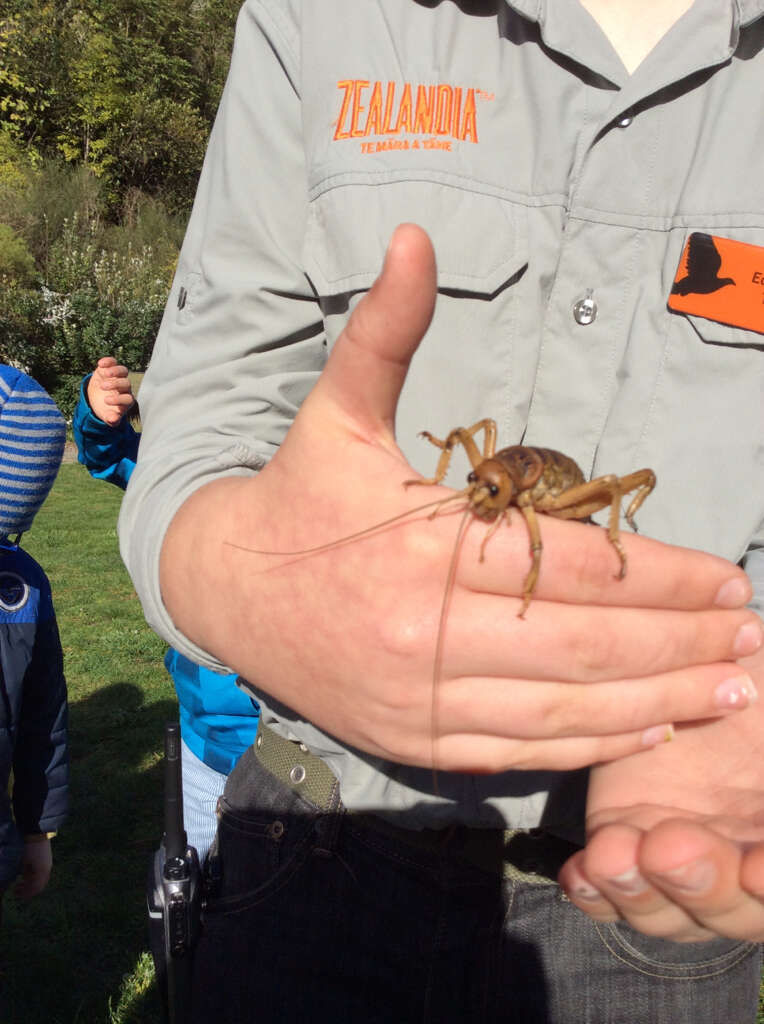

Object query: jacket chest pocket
[638,235,764,564]
[302,179,527,297]
[301,178,532,474]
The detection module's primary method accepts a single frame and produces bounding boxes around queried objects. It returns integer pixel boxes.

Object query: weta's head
[466,459,514,520]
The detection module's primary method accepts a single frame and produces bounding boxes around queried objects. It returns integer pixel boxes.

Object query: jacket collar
[501,0,761,91]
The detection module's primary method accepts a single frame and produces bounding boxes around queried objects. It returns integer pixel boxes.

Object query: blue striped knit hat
[0,366,66,538]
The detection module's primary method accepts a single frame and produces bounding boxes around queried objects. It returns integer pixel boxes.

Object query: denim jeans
[192,743,762,1023]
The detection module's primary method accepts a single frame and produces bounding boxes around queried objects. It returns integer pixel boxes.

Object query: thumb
[316,223,437,435]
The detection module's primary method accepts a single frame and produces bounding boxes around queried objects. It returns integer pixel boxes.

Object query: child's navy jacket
[0,541,68,886]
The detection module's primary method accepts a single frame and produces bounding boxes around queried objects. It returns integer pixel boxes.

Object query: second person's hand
[86,356,135,427]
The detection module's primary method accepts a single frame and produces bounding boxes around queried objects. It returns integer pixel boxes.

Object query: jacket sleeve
[13,612,69,834]
[118,0,326,667]
[72,375,140,491]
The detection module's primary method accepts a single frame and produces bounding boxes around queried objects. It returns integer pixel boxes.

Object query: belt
[253,721,579,884]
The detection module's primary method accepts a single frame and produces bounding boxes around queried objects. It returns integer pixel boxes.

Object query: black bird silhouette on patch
[672,233,735,295]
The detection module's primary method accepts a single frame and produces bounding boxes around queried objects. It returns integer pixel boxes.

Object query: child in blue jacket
[0,366,68,919]
[73,358,258,861]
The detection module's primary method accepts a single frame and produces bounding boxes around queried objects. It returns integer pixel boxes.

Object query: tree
[0,0,241,399]
[0,0,240,213]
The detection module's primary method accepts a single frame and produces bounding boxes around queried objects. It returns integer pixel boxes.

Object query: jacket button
[573,290,597,325]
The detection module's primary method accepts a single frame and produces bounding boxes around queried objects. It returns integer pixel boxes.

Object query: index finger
[448,509,752,611]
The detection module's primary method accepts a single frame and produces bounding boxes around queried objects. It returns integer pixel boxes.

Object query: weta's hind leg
[620,469,656,531]
[538,475,628,578]
[404,419,497,487]
[603,478,628,578]
[599,469,655,578]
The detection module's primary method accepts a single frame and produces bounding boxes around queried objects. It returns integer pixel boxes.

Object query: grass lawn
[0,462,763,1022]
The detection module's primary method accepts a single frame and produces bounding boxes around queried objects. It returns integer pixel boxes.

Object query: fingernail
[383,229,399,267]
[608,867,649,895]
[571,881,602,902]
[660,858,715,893]
[733,621,764,657]
[641,723,674,747]
[714,673,758,709]
[715,577,752,608]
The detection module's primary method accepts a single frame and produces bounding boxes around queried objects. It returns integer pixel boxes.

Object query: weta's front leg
[404,419,498,488]
[517,496,543,617]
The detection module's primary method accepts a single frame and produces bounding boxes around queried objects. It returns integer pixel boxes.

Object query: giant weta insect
[229,418,655,616]
[407,418,656,616]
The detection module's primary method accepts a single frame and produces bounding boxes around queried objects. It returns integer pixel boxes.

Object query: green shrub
[50,372,83,421]
[0,156,180,409]
[47,285,164,375]
[0,224,36,284]
[0,284,53,381]
[0,129,36,240]
[25,162,105,272]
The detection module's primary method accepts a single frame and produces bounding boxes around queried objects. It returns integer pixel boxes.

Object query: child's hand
[87,356,136,427]
[14,836,53,900]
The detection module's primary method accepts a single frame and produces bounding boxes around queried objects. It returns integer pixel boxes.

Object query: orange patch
[668,233,764,334]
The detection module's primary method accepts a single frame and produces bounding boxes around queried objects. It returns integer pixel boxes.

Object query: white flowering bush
[0,182,180,418]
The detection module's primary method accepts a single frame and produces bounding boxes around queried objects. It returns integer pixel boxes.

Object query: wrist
[83,373,97,414]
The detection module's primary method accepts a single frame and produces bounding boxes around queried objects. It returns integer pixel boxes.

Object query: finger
[561,827,711,941]
[442,591,762,682]
[741,843,764,900]
[98,368,131,388]
[448,509,753,612]
[96,355,118,370]
[437,665,756,743]
[313,223,437,437]
[558,850,622,922]
[104,391,136,408]
[640,821,764,941]
[433,727,677,774]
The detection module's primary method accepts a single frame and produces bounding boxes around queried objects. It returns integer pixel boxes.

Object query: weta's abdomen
[512,447,586,503]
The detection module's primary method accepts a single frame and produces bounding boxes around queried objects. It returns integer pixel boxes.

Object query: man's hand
[559,642,764,941]
[86,356,135,426]
[160,224,762,774]
[14,836,53,901]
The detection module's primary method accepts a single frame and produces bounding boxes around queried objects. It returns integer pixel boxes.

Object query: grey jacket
[120,0,764,832]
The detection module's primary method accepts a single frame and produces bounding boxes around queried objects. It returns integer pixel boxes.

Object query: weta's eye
[467,471,477,483]
[489,484,499,497]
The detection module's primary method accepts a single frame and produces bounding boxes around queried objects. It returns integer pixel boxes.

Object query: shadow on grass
[1,682,177,1024]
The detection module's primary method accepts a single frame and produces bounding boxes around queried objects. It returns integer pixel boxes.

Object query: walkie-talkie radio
[147,723,202,1024]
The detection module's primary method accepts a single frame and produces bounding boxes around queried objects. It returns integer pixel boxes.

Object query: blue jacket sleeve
[72,375,140,491]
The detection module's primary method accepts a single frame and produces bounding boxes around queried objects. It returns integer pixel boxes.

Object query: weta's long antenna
[224,490,470,558]
[431,505,472,796]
